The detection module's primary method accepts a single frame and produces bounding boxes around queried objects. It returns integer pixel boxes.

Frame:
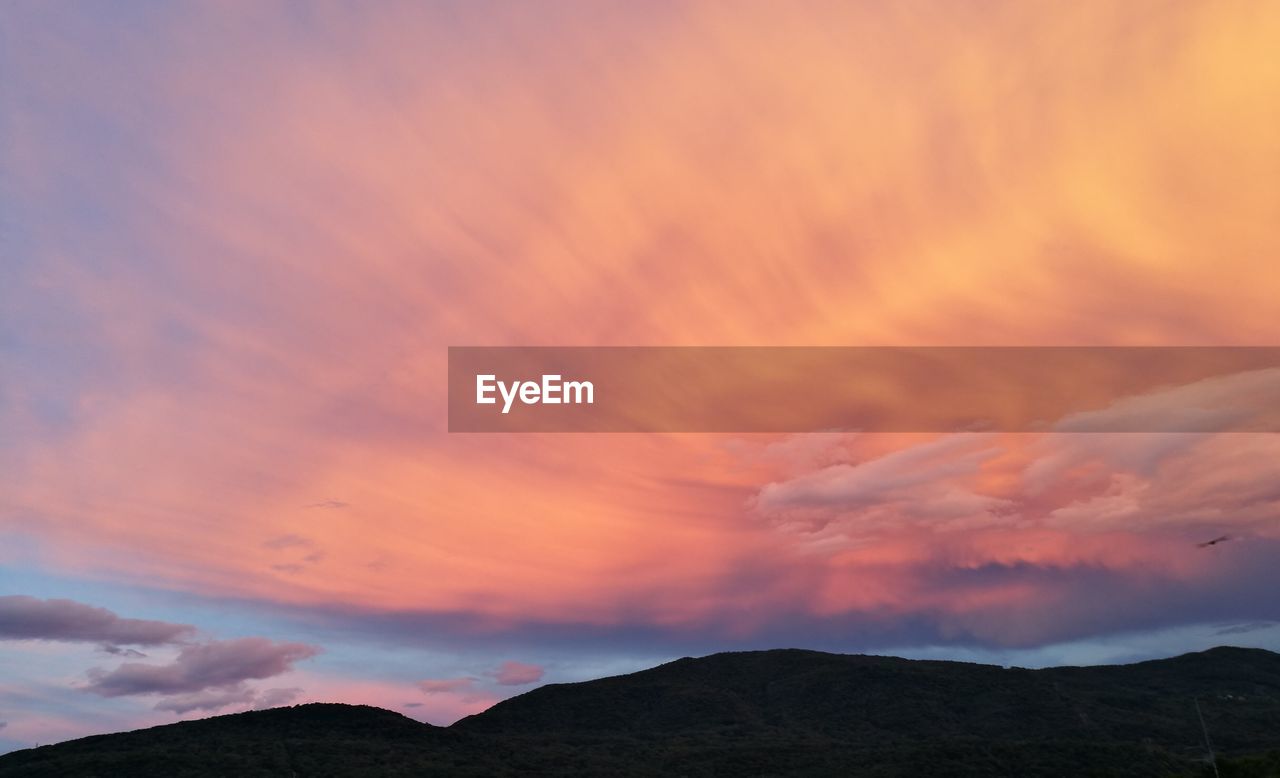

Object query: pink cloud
[417,678,476,695]
[491,661,543,686]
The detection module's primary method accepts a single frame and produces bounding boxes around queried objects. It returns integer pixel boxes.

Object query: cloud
[734,408,1280,647]
[86,637,318,698]
[150,683,304,714]
[416,676,490,705]
[756,434,1001,512]
[1214,621,1275,637]
[417,678,475,695]
[0,596,195,646]
[153,684,258,714]
[1052,368,1280,434]
[753,434,1016,544]
[262,534,315,551]
[305,500,348,510]
[263,535,325,573]
[491,661,543,686]
[99,644,148,658]
[255,687,303,709]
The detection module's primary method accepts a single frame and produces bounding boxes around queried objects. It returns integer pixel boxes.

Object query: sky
[2,0,1280,753]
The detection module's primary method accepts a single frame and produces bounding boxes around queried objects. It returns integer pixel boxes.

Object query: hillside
[3,647,1279,776]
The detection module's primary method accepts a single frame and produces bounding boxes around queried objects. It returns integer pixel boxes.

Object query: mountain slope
[3,647,1279,777]
[458,646,1280,747]
[0,704,469,777]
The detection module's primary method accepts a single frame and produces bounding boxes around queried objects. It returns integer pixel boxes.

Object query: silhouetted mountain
[3,646,1279,776]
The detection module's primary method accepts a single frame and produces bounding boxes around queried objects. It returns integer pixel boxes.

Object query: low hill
[3,646,1279,776]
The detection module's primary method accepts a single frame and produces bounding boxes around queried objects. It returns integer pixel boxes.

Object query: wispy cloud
[261,535,315,551]
[148,683,305,714]
[255,687,303,709]
[98,644,148,658]
[491,661,543,686]
[305,500,349,510]
[152,684,258,715]
[417,678,475,696]
[1214,621,1275,637]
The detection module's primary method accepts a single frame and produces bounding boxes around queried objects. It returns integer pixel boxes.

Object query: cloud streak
[492,661,543,686]
[0,596,195,647]
[418,678,475,696]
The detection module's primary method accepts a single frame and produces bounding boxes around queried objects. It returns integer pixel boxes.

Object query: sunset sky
[3,0,1280,752]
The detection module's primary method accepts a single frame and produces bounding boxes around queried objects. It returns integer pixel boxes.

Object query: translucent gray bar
[448,347,1280,432]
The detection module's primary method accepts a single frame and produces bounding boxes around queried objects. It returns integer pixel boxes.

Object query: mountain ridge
[3,645,1279,776]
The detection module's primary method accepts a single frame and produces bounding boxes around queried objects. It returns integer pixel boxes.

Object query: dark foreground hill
[3,646,1280,777]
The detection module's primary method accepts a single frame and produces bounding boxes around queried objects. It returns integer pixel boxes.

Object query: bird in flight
[1196,535,1231,548]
